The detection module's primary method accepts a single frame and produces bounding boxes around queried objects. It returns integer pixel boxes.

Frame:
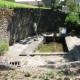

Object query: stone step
[19,37,44,56]
[19,52,72,56]
[38,61,80,69]
[19,51,33,56]
[29,52,72,56]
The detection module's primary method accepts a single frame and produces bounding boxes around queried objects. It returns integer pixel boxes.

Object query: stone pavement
[5,35,44,67]
[3,35,80,68]
[65,36,80,60]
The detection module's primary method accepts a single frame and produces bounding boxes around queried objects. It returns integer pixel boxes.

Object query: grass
[0,0,51,9]
[39,42,63,52]
[0,40,9,55]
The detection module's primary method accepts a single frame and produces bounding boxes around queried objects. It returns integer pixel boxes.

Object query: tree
[65,13,80,32]
[60,0,68,6]
[51,0,56,8]
[67,2,79,12]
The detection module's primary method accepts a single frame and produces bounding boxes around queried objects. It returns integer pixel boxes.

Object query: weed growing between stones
[24,71,31,77]
[0,68,80,80]
[0,40,9,55]
[32,74,37,78]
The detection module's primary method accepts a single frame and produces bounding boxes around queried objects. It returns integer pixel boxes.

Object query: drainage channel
[9,61,21,67]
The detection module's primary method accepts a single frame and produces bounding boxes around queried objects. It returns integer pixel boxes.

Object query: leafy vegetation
[0,0,50,9]
[65,13,80,25]
[60,0,68,6]
[0,65,79,80]
[0,1,38,8]
[2,0,15,2]
[67,2,80,12]
[65,13,80,32]
[0,41,9,55]
[39,2,45,7]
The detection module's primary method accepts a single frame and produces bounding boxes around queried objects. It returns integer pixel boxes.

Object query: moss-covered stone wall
[38,9,67,33]
[0,9,10,44]
[0,8,66,45]
[0,8,34,45]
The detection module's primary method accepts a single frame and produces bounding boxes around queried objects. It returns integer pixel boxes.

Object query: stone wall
[0,8,67,45]
[0,8,34,45]
[38,9,67,33]
[0,9,10,43]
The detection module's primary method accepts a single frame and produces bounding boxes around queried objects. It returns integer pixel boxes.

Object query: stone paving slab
[7,43,28,57]
[30,52,72,56]
[5,35,44,66]
[65,36,80,60]
[19,36,44,55]
[4,35,80,68]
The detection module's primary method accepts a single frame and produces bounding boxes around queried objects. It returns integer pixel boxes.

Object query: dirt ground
[25,55,76,69]
[0,66,80,80]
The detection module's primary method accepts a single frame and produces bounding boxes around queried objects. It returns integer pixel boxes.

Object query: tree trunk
[54,31,56,41]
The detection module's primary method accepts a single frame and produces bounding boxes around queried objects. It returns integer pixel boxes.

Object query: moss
[0,8,14,24]
[5,8,14,21]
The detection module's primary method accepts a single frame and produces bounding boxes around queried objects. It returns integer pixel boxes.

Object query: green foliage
[42,74,49,80]
[32,74,37,78]
[65,13,80,32]
[39,71,54,80]
[67,2,79,12]
[39,2,45,7]
[34,9,42,27]
[70,72,75,78]
[65,13,80,26]
[2,0,15,2]
[25,71,31,77]
[51,0,56,7]
[0,0,50,9]
[0,1,38,8]
[51,0,68,9]
[0,41,9,55]
[60,0,68,6]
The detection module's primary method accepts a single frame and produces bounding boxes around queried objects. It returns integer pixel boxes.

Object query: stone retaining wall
[0,8,67,45]
[0,8,34,45]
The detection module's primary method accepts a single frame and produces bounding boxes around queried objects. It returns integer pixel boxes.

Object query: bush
[65,13,80,24]
[0,41,9,55]
[67,2,79,12]
[39,2,45,7]
[65,13,80,32]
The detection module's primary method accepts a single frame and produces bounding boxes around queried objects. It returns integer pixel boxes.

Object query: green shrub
[65,13,80,32]
[0,41,9,55]
[39,2,45,7]
[65,13,80,25]
[67,2,78,12]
